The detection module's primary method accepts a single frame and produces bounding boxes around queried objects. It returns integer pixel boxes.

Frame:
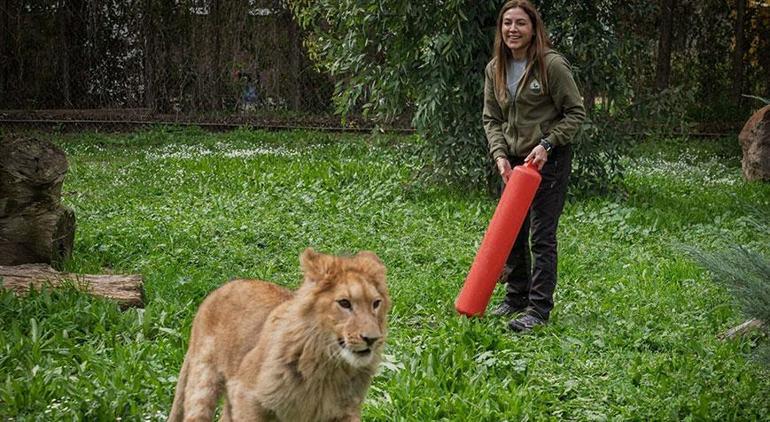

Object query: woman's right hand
[496,157,512,182]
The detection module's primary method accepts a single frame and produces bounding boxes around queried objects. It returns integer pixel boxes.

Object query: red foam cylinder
[455,162,541,317]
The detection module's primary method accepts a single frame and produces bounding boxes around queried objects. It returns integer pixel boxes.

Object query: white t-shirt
[507,58,527,99]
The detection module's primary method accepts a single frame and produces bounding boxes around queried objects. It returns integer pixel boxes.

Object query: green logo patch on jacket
[529,80,542,94]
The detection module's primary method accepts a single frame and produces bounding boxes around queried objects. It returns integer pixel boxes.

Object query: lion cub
[169,248,390,422]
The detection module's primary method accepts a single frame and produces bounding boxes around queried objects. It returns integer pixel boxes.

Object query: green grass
[1,127,769,420]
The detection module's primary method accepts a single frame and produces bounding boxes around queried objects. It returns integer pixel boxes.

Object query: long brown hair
[493,0,552,101]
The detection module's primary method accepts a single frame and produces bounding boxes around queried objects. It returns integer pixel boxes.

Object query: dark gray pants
[503,144,572,320]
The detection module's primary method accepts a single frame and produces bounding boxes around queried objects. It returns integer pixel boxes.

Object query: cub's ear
[355,251,387,281]
[300,248,335,284]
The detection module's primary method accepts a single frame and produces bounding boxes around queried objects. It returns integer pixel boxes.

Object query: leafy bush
[568,117,629,197]
[286,0,636,193]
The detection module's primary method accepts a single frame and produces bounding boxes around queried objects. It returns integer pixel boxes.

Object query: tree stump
[0,136,76,267]
[0,264,144,308]
[738,104,770,182]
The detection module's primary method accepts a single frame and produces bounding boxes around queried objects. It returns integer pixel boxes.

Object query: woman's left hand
[524,145,548,170]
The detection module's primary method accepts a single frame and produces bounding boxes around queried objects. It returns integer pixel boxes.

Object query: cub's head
[299,248,390,368]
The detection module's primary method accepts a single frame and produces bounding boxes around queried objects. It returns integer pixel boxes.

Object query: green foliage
[571,84,700,196]
[623,86,696,137]
[288,0,498,187]
[687,242,770,325]
[1,128,770,419]
[287,0,636,191]
[684,239,770,366]
[541,0,633,109]
[286,0,725,195]
[568,117,630,197]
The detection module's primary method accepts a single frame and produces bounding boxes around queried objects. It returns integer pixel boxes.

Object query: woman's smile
[502,7,533,58]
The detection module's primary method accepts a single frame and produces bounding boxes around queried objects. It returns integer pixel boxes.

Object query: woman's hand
[524,145,547,170]
[496,157,512,182]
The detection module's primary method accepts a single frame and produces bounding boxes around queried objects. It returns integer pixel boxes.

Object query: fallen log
[0,264,144,308]
[719,319,765,340]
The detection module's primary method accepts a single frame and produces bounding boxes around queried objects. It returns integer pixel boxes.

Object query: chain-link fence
[1,1,756,136]
[1,1,399,131]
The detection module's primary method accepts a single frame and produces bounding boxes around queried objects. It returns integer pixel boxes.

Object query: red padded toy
[455,161,541,317]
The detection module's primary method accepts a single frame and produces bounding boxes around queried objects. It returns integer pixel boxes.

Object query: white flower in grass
[146,143,300,160]
[629,155,740,187]
[223,147,299,158]
[143,410,168,421]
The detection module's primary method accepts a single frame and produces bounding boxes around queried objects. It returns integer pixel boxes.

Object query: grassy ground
[1,127,768,420]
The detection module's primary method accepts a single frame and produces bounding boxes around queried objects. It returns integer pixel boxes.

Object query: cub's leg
[168,355,190,421]
[181,356,224,422]
[340,411,362,422]
[226,379,267,421]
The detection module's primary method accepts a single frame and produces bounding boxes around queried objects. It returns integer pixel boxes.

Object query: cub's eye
[373,299,382,310]
[337,299,352,309]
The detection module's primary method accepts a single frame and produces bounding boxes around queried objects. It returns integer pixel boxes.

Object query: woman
[483,0,585,332]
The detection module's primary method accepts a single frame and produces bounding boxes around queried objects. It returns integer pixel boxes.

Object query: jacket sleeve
[482,64,509,161]
[545,55,586,146]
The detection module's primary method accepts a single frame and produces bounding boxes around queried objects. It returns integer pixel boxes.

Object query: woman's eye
[337,299,352,309]
[373,299,382,309]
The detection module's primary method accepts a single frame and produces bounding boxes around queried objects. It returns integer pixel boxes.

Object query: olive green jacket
[483,50,586,160]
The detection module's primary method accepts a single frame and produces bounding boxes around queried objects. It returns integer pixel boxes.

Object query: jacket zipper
[510,61,534,157]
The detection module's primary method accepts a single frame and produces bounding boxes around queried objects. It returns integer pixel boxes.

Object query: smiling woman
[481,0,586,332]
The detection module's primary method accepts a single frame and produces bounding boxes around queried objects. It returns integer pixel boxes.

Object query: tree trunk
[0,264,144,308]
[0,136,76,268]
[142,0,176,112]
[732,0,746,106]
[288,11,303,111]
[55,0,87,108]
[211,0,223,110]
[0,0,19,106]
[143,0,156,110]
[583,83,595,116]
[655,0,675,92]
[59,2,72,106]
[0,0,9,102]
[761,17,770,96]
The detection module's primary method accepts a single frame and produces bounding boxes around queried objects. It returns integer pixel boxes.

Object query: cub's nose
[361,335,380,347]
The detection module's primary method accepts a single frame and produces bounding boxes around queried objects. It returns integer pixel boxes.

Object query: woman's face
[501,7,533,58]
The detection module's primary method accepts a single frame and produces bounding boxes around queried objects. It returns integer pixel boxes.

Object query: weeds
[1,129,768,420]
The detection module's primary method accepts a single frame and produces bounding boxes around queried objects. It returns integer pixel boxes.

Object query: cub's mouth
[338,339,372,356]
